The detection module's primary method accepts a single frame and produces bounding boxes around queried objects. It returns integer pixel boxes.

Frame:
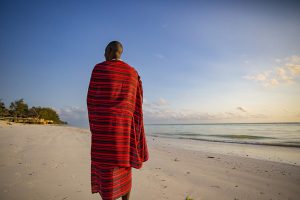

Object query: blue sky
[1,0,300,127]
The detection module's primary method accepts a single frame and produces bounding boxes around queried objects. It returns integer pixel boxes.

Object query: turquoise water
[145,123,300,148]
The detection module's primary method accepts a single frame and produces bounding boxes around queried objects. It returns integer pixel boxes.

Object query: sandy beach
[0,121,299,200]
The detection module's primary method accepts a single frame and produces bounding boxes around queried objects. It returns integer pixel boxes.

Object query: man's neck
[111,58,122,61]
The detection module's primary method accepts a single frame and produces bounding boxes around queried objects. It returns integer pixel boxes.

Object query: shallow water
[145,123,300,147]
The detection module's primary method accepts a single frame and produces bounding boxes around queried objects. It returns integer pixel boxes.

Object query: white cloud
[56,106,88,127]
[244,60,250,65]
[275,58,281,63]
[287,63,300,76]
[154,98,168,106]
[144,97,169,108]
[154,53,165,59]
[286,55,300,63]
[143,98,265,123]
[56,106,87,120]
[244,55,300,87]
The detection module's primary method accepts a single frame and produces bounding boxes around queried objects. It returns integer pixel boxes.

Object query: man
[87,41,149,200]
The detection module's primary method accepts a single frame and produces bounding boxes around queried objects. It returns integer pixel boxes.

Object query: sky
[0,0,300,127]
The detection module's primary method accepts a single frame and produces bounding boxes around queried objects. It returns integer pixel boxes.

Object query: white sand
[0,121,299,200]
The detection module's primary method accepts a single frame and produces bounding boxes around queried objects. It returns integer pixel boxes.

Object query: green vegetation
[0,98,67,124]
[9,99,29,117]
[0,100,9,117]
[185,196,194,200]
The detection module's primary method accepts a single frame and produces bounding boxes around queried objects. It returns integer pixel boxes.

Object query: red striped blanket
[87,60,149,197]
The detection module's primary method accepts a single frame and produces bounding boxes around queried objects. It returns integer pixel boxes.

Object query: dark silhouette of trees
[0,99,9,117]
[31,107,66,124]
[0,98,67,124]
[9,99,29,117]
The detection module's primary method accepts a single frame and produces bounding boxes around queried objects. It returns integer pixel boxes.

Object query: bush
[0,98,67,124]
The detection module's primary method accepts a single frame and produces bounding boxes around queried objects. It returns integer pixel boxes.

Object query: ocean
[145,123,300,148]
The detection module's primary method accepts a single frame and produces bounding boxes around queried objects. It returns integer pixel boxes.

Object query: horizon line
[145,122,300,125]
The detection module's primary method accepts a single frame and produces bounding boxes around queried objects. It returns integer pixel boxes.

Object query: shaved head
[105,41,123,61]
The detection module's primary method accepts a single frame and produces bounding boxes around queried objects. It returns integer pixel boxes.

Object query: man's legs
[122,191,130,200]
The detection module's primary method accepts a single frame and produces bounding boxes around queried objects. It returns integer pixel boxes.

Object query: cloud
[143,98,265,123]
[286,64,300,76]
[286,55,300,63]
[244,60,250,65]
[154,53,165,59]
[56,106,88,127]
[237,106,247,112]
[244,55,300,87]
[153,98,168,106]
[144,97,169,108]
[275,58,281,63]
[54,100,269,126]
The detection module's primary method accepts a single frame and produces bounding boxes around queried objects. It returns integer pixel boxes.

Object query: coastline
[149,134,300,148]
[1,121,299,200]
[149,135,300,166]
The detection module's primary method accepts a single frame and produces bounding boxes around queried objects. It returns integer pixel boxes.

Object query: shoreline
[145,122,300,125]
[1,122,299,199]
[150,134,300,148]
[2,120,299,165]
[148,135,300,167]
[3,120,299,165]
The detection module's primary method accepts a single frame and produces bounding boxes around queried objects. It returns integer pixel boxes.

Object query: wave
[149,134,300,148]
[152,132,276,139]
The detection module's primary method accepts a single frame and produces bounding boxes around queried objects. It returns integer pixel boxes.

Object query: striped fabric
[87,60,149,199]
[91,165,132,200]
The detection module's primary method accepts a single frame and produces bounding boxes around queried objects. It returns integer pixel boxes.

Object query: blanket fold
[87,60,149,169]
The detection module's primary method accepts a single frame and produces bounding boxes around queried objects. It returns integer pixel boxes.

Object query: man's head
[104,41,123,61]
